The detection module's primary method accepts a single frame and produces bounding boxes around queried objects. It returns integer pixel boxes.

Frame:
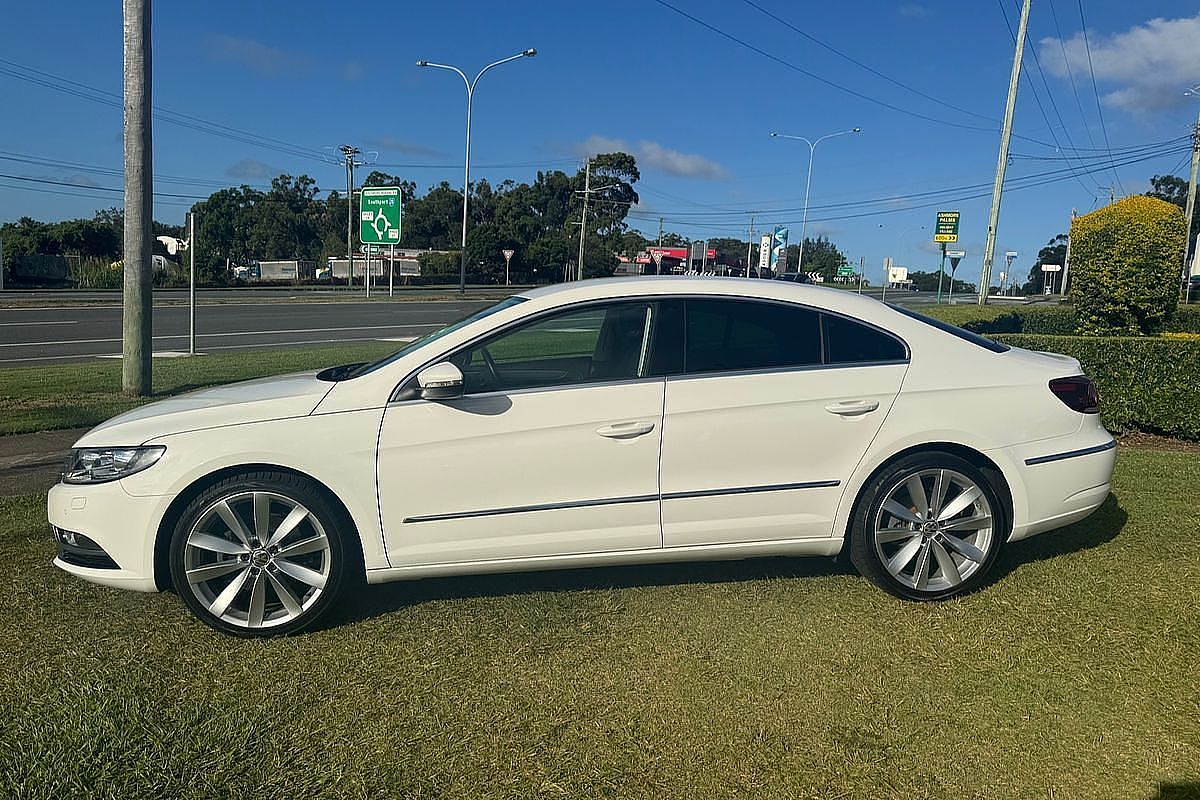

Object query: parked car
[775,271,812,283]
[49,277,1115,636]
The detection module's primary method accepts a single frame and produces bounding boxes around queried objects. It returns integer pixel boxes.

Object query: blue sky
[2,0,1198,283]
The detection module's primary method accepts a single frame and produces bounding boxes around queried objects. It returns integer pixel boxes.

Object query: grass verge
[0,343,398,436]
[1,446,1197,798]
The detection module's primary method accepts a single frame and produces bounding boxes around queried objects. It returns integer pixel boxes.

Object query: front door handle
[596,421,656,439]
[824,399,880,417]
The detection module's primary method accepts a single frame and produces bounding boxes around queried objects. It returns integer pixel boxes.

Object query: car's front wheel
[169,471,359,636]
[849,452,1007,601]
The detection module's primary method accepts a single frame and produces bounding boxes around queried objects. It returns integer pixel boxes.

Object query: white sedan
[48,278,1115,636]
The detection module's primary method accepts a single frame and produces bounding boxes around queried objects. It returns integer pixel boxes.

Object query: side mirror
[416,362,464,401]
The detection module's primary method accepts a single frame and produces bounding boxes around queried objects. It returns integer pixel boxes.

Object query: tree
[1022,234,1067,294]
[1147,173,1199,246]
[1069,195,1186,334]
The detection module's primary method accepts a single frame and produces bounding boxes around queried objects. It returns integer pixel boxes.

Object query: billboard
[758,234,771,271]
[770,226,789,271]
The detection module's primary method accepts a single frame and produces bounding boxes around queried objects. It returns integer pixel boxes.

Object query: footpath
[0,428,87,497]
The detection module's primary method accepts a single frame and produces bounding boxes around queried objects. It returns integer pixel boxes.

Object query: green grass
[0,343,400,436]
[1,446,1197,798]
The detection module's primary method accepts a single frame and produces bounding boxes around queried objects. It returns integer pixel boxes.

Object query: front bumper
[47,480,167,592]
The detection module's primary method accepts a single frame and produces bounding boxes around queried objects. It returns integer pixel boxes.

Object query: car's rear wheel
[169,471,358,636]
[849,452,1006,600]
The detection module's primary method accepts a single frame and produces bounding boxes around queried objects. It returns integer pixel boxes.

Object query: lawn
[0,342,399,436]
[1,446,1197,799]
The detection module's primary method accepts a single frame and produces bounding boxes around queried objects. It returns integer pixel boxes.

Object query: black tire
[168,470,361,637]
[848,452,1008,601]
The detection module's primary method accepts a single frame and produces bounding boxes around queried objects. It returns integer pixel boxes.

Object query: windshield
[346,296,528,378]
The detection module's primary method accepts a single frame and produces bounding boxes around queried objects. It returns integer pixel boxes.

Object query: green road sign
[837,265,855,277]
[933,210,960,243]
[360,187,402,245]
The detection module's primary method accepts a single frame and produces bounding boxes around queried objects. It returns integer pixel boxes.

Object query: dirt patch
[1116,431,1200,452]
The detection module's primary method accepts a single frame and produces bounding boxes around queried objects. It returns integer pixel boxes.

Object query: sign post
[651,250,664,274]
[360,186,403,299]
[1005,251,1018,296]
[933,211,960,303]
[946,249,966,304]
[1041,262,1062,295]
[882,257,892,303]
[389,244,395,297]
[758,234,771,276]
[502,248,515,286]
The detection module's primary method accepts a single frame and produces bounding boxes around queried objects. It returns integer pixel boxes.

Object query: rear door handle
[824,399,880,416]
[596,421,656,439]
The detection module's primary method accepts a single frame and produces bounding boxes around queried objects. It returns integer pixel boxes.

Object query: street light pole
[770,127,861,271]
[340,145,360,290]
[416,49,537,296]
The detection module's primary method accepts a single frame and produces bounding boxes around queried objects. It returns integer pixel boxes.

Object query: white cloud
[575,136,729,179]
[1038,13,1200,113]
[205,35,307,77]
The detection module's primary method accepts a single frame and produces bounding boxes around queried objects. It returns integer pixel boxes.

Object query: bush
[996,334,1200,440]
[1068,196,1186,335]
[1163,306,1200,333]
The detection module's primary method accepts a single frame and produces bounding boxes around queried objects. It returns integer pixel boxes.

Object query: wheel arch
[152,463,363,591]
[841,442,1014,547]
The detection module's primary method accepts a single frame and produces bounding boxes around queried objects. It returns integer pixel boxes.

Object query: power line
[739,0,998,125]
[1075,0,1124,194]
[1047,0,1096,148]
[648,0,1056,144]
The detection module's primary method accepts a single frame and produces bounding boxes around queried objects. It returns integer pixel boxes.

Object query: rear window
[822,313,907,363]
[889,304,1010,353]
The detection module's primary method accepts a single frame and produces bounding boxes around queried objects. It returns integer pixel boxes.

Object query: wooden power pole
[122,0,153,395]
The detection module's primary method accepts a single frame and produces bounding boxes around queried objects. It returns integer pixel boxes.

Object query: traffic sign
[360,186,402,245]
[1041,263,1062,272]
[502,248,515,262]
[651,251,664,267]
[837,265,855,277]
[933,210,960,243]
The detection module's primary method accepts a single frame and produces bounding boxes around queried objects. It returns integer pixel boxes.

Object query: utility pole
[657,217,664,248]
[1183,112,1200,295]
[122,0,152,395]
[858,256,865,293]
[978,0,1030,305]
[576,158,591,281]
[700,239,708,272]
[188,211,196,355]
[745,216,755,277]
[1062,208,1076,296]
[340,144,360,290]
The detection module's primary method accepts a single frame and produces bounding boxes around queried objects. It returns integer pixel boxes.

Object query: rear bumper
[997,434,1116,542]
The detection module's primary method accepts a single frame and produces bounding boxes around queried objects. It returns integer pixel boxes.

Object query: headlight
[62,446,166,484]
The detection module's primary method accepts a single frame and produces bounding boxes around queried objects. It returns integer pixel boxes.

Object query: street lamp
[417,48,537,295]
[770,127,861,272]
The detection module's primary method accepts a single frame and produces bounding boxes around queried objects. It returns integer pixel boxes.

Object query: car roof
[517,275,884,317]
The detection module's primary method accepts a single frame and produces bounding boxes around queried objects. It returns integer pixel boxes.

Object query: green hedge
[995,334,1200,440]
[923,304,1200,335]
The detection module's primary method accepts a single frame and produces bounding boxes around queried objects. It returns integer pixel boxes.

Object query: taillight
[1049,376,1100,414]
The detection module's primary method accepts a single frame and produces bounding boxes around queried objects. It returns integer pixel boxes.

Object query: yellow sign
[933,233,958,243]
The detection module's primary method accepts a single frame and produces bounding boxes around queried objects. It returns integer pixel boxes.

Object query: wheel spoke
[929,470,948,519]
[188,533,249,556]
[912,541,932,589]
[930,539,963,585]
[215,500,253,548]
[253,492,271,544]
[876,528,919,544]
[274,559,327,589]
[186,560,246,584]
[883,500,923,526]
[209,568,250,617]
[267,570,303,617]
[942,534,987,564]
[937,485,982,522]
[905,475,930,519]
[942,514,992,532]
[247,571,267,628]
[275,534,327,559]
[266,505,309,548]
[887,535,924,574]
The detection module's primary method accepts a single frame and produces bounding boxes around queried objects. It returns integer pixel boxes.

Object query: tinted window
[685,299,820,374]
[451,303,651,394]
[889,304,1010,353]
[822,313,907,363]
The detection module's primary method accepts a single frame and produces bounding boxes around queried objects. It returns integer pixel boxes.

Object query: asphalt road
[0,299,489,367]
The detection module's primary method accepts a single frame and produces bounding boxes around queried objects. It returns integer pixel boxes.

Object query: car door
[377,300,666,567]
[657,298,909,547]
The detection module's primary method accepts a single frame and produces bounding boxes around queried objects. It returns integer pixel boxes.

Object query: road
[0,299,489,367]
